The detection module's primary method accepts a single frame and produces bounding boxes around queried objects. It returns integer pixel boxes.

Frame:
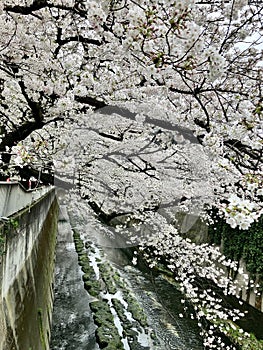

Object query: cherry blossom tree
[0,1,262,348]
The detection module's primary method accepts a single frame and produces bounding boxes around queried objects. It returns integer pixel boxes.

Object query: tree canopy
[0,0,262,228]
[0,1,262,348]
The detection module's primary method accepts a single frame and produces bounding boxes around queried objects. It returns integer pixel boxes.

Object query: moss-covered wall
[208,213,263,311]
[171,210,263,312]
[0,189,58,350]
[209,214,263,277]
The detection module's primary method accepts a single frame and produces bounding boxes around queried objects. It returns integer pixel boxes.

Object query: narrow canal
[50,206,204,349]
[50,207,98,350]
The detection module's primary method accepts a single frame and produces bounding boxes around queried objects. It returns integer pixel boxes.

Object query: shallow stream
[50,206,204,349]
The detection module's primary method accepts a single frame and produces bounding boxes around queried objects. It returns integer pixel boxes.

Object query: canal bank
[0,186,58,350]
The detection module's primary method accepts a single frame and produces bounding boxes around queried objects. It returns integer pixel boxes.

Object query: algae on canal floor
[73,228,157,350]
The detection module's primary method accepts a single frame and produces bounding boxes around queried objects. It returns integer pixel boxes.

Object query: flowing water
[50,207,204,349]
[104,248,204,350]
[50,208,99,350]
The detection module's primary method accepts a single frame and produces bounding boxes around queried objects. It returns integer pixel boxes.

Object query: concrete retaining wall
[0,187,58,350]
[0,181,53,218]
[226,257,263,313]
[174,212,263,313]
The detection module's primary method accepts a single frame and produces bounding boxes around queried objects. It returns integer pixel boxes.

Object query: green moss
[98,263,118,294]
[9,218,19,230]
[153,263,174,277]
[72,230,156,348]
[96,326,123,349]
[75,243,84,253]
[215,319,263,350]
[37,308,46,350]
[81,264,95,275]
[124,295,148,327]
[112,273,125,288]
[104,343,124,350]
[84,280,101,296]
[78,255,89,263]
[0,228,5,257]
[209,213,263,277]
[124,328,137,338]
[73,230,85,252]
[111,299,128,324]
[90,300,107,312]
[82,273,92,282]
[90,301,124,349]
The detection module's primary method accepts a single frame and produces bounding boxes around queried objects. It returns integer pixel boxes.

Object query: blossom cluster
[222,194,260,230]
[11,144,34,168]
[0,1,262,348]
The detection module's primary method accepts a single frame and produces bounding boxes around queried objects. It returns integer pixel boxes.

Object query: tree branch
[18,80,44,123]
[5,0,72,15]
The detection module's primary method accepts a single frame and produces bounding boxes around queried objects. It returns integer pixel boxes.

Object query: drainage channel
[51,207,204,349]
[74,230,157,350]
[50,207,99,350]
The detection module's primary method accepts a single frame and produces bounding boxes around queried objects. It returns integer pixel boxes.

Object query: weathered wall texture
[174,212,263,313]
[0,188,58,350]
[0,181,52,218]
[227,257,263,313]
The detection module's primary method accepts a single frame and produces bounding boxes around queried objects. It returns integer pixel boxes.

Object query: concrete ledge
[0,182,53,218]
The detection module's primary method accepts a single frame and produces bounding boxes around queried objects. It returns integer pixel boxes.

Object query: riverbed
[50,206,204,349]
